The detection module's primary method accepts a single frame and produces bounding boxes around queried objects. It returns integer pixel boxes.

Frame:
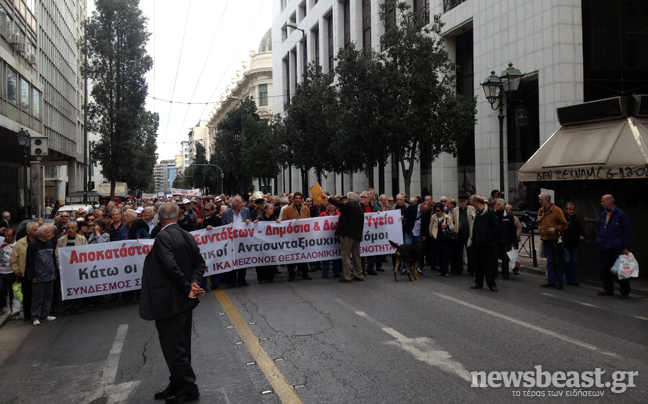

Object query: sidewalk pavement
[517,254,648,297]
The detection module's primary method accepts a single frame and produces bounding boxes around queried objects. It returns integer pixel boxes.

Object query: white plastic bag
[11,295,22,316]
[506,248,519,270]
[611,253,639,280]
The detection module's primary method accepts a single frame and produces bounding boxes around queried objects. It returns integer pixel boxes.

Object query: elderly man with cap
[184,199,199,226]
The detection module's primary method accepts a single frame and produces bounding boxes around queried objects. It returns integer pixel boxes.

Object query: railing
[444,0,467,13]
[410,3,430,26]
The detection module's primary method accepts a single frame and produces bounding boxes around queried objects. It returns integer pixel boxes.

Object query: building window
[0,6,7,37]
[362,0,371,51]
[312,25,320,71]
[343,0,350,48]
[327,13,334,73]
[413,0,430,25]
[299,2,306,21]
[259,84,268,106]
[20,78,29,110]
[283,55,291,106]
[33,89,41,119]
[7,68,17,104]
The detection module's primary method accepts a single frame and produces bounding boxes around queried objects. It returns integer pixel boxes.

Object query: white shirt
[0,237,16,274]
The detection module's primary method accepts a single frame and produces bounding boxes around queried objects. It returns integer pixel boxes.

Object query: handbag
[445,228,458,240]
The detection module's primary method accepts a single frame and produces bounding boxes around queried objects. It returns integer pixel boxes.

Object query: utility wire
[194,0,268,125]
[163,0,193,140]
[178,0,231,132]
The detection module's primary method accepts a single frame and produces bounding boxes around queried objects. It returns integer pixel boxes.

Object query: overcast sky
[89,0,274,161]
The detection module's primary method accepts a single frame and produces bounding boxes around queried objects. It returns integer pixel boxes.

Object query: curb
[518,264,648,298]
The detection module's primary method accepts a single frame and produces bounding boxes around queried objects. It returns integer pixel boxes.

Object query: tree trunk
[110,178,116,201]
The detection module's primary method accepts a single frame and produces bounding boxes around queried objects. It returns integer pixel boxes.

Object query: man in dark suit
[326,192,365,282]
[140,203,205,404]
[221,196,251,287]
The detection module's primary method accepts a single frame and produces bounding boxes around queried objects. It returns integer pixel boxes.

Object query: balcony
[444,0,467,13]
[410,3,430,26]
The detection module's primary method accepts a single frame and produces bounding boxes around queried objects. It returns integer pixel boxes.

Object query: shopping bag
[611,253,639,280]
[11,295,22,316]
[506,248,519,270]
[12,281,23,303]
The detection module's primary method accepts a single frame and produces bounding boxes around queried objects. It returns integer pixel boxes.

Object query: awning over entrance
[518,117,648,181]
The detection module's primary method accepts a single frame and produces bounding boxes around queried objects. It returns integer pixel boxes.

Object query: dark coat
[139,223,206,321]
[496,210,517,245]
[199,214,222,230]
[327,197,364,242]
[403,203,419,234]
[128,219,151,240]
[420,209,432,239]
[563,214,584,250]
[596,207,631,251]
[471,207,500,248]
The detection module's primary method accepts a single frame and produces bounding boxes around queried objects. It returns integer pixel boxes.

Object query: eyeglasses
[435,209,442,212]
[61,215,69,218]
[204,209,211,212]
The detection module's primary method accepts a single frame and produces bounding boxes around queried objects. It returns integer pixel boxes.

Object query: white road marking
[434,292,620,359]
[83,324,140,404]
[353,309,473,382]
[540,292,599,308]
[635,316,648,321]
[102,324,129,385]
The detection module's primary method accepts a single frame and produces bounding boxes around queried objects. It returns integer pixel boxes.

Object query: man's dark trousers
[474,246,497,288]
[599,248,630,296]
[155,308,197,393]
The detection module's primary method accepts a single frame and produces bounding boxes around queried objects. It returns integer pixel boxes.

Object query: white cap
[182,199,191,204]
[135,207,144,214]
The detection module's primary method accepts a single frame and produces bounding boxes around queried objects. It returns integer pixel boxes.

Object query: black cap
[458,194,469,201]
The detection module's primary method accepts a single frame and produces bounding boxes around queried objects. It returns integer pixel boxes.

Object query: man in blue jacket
[596,194,631,298]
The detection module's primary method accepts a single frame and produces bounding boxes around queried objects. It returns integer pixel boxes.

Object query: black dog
[389,240,424,282]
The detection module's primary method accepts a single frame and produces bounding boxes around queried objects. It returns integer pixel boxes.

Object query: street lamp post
[286,22,307,88]
[16,129,30,220]
[193,163,225,195]
[481,63,523,199]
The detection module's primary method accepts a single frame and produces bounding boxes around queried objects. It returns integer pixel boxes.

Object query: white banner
[232,211,402,268]
[58,211,403,300]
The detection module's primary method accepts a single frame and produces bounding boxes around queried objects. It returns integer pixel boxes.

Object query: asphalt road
[0,264,646,404]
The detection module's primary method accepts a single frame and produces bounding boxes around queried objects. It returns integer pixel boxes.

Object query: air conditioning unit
[14,41,26,53]
[28,54,36,65]
[8,33,20,44]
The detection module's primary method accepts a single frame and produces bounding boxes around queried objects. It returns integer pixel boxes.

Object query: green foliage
[128,110,159,192]
[373,0,477,196]
[214,98,276,194]
[276,64,341,191]
[85,0,157,198]
[335,44,390,179]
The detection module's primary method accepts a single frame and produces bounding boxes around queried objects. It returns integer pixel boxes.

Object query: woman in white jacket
[429,202,454,277]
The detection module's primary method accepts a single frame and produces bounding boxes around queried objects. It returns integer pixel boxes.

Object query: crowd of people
[0,187,633,325]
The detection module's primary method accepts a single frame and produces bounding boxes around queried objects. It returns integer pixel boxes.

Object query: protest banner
[58,211,403,300]
[232,210,402,268]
